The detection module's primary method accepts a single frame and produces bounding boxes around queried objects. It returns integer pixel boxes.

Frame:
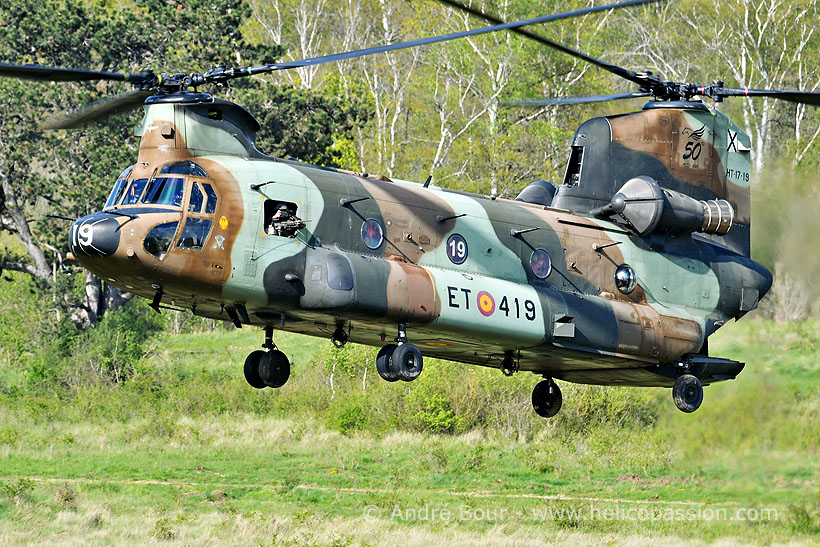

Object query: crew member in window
[267,203,303,237]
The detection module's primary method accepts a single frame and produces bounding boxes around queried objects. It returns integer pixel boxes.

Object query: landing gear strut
[532,377,562,418]
[243,326,290,389]
[672,374,703,413]
[376,322,423,382]
[331,325,349,348]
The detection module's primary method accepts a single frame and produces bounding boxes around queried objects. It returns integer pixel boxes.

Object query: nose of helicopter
[69,212,122,258]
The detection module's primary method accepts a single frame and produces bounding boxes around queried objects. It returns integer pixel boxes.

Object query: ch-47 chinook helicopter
[2,0,816,416]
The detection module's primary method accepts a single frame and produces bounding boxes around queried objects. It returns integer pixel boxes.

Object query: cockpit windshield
[104,162,211,210]
[104,165,133,208]
[122,178,149,205]
[142,177,186,207]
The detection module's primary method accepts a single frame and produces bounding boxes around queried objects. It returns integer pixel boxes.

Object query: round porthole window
[530,249,552,279]
[446,234,468,264]
[361,218,384,250]
[614,264,637,294]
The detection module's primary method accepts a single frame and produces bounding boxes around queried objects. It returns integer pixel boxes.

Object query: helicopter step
[376,322,424,382]
[532,377,563,418]
[243,326,290,389]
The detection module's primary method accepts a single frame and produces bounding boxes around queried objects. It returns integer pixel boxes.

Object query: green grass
[0,318,819,545]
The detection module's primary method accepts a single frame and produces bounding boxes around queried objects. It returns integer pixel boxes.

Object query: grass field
[0,317,819,545]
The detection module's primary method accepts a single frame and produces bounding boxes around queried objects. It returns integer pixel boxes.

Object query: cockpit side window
[160,160,209,178]
[122,178,149,205]
[144,221,179,259]
[202,183,218,214]
[188,183,204,212]
[141,177,186,207]
[177,218,213,250]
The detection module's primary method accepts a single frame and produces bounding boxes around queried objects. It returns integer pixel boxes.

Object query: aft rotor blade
[436,0,657,89]
[502,91,651,107]
[41,89,154,130]
[233,0,657,78]
[714,87,820,106]
[0,62,129,83]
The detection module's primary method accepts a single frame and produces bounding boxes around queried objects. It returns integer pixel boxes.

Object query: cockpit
[105,161,216,211]
[102,160,220,260]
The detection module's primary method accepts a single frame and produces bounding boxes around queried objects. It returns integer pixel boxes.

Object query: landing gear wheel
[376,344,400,382]
[258,350,290,388]
[392,343,423,382]
[672,374,703,413]
[532,378,562,418]
[243,350,266,389]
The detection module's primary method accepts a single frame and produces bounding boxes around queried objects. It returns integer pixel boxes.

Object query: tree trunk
[71,269,134,328]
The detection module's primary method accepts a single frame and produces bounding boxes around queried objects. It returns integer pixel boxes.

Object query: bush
[326,392,370,434]
[405,386,464,434]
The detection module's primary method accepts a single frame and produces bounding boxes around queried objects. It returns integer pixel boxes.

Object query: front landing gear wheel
[259,350,290,388]
[532,378,562,418]
[672,374,703,413]
[376,344,400,382]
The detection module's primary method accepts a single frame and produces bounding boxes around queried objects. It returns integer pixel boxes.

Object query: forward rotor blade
[502,91,651,107]
[0,62,128,83]
[232,0,657,78]
[41,89,154,130]
[437,0,657,88]
[715,87,820,106]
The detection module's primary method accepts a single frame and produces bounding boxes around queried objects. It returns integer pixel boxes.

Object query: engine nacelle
[592,175,733,236]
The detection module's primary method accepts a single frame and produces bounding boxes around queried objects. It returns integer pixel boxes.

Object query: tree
[0,0,354,327]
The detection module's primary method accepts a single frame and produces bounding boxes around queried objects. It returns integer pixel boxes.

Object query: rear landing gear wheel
[259,350,290,388]
[392,343,423,382]
[532,378,562,418]
[376,344,400,382]
[672,374,702,413]
[244,350,266,389]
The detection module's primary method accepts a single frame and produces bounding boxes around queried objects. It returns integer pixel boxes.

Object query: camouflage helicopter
[1,0,814,417]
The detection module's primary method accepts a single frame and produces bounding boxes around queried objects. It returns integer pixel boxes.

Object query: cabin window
[122,178,149,205]
[141,177,186,207]
[143,221,179,259]
[177,217,213,250]
[188,183,204,212]
[530,249,552,279]
[160,160,209,178]
[202,184,218,214]
[562,146,584,186]
[361,218,384,250]
[264,200,302,238]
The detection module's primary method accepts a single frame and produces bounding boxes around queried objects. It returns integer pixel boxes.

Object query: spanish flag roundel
[477,290,495,317]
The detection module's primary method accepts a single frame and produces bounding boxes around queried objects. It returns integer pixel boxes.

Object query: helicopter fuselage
[68,94,772,388]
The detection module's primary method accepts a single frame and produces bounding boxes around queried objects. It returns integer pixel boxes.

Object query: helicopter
[1,0,814,417]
